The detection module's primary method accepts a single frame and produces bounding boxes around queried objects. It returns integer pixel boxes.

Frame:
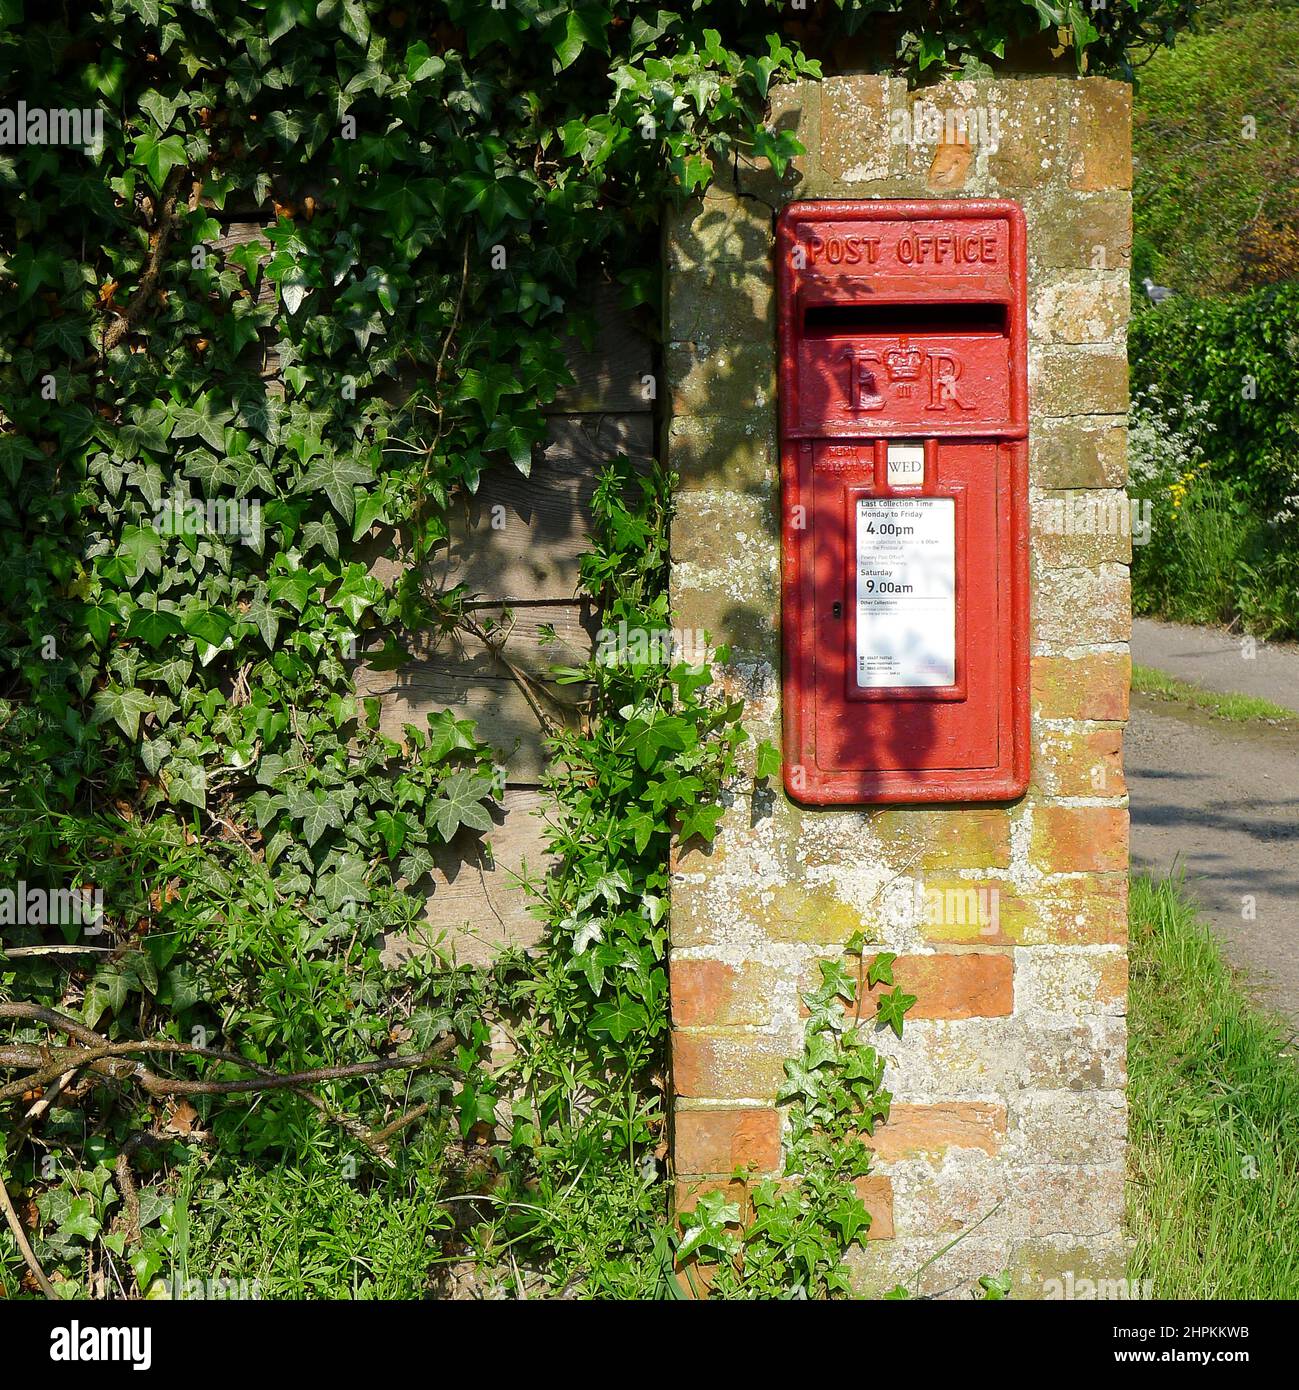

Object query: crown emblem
[883,337,923,382]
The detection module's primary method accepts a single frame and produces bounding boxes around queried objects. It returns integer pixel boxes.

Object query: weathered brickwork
[666,77,1131,1296]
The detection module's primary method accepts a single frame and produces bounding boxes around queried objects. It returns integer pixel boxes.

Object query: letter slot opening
[802,303,1010,337]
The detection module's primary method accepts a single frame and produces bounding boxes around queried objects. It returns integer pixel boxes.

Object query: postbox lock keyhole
[832,601,842,619]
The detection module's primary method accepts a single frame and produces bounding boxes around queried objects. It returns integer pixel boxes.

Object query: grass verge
[1131,664,1299,726]
[1127,874,1299,1298]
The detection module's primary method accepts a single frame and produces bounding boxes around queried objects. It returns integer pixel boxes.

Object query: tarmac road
[1128,619,1299,1031]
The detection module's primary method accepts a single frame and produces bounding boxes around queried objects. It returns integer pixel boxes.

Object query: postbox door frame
[777,199,1030,806]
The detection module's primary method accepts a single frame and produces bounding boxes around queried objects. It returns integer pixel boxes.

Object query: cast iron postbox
[776,200,1029,804]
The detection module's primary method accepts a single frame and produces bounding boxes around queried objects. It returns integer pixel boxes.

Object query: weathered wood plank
[441,413,653,599]
[353,602,596,783]
[212,222,275,304]
[383,788,553,969]
[549,281,655,414]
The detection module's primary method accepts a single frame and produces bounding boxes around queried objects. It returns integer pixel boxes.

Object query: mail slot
[777,200,1029,804]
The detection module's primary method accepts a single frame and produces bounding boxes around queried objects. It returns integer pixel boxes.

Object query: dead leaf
[928,140,971,190]
[165,1100,199,1136]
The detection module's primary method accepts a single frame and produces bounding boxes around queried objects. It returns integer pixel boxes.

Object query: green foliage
[1130,286,1299,515]
[1129,287,1299,638]
[180,1152,457,1300]
[1131,475,1299,640]
[0,0,802,1297]
[1128,874,1299,1298]
[1132,0,1299,296]
[799,0,1195,76]
[678,942,913,1299]
[445,458,748,1298]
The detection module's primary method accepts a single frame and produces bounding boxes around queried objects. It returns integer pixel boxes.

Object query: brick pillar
[666,77,1131,1296]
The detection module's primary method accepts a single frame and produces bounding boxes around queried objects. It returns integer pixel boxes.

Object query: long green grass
[1132,665,1299,725]
[1132,480,1299,641]
[1127,875,1299,1297]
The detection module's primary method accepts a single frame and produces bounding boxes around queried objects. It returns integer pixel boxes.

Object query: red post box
[776,200,1029,804]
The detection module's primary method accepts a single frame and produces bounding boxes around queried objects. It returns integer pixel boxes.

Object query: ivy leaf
[623,807,655,856]
[754,739,782,781]
[328,563,382,623]
[34,315,90,358]
[676,801,723,843]
[117,524,164,584]
[424,709,479,761]
[246,791,285,830]
[265,0,306,43]
[874,986,917,1039]
[456,364,522,423]
[125,607,186,648]
[268,566,316,613]
[817,957,857,1005]
[264,109,307,146]
[255,754,289,788]
[280,264,310,315]
[374,810,411,858]
[117,408,174,459]
[319,853,369,912]
[397,845,436,883]
[0,433,42,484]
[59,1198,102,1243]
[181,605,235,650]
[140,736,171,776]
[624,709,691,769]
[917,31,947,69]
[336,0,370,47]
[553,7,609,71]
[242,584,281,649]
[295,453,375,523]
[462,173,533,229]
[777,1057,820,1104]
[291,789,345,848]
[429,770,495,842]
[227,51,261,103]
[483,418,535,475]
[92,684,154,740]
[132,131,188,189]
[171,396,233,451]
[826,1193,871,1246]
[301,515,339,558]
[138,89,184,133]
[143,655,192,695]
[365,183,429,239]
[83,606,115,648]
[350,488,388,541]
[406,40,445,83]
[165,759,207,809]
[866,952,897,989]
[589,997,648,1044]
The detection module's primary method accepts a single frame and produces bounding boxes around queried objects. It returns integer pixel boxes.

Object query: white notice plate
[886,441,925,487]
[856,496,956,688]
